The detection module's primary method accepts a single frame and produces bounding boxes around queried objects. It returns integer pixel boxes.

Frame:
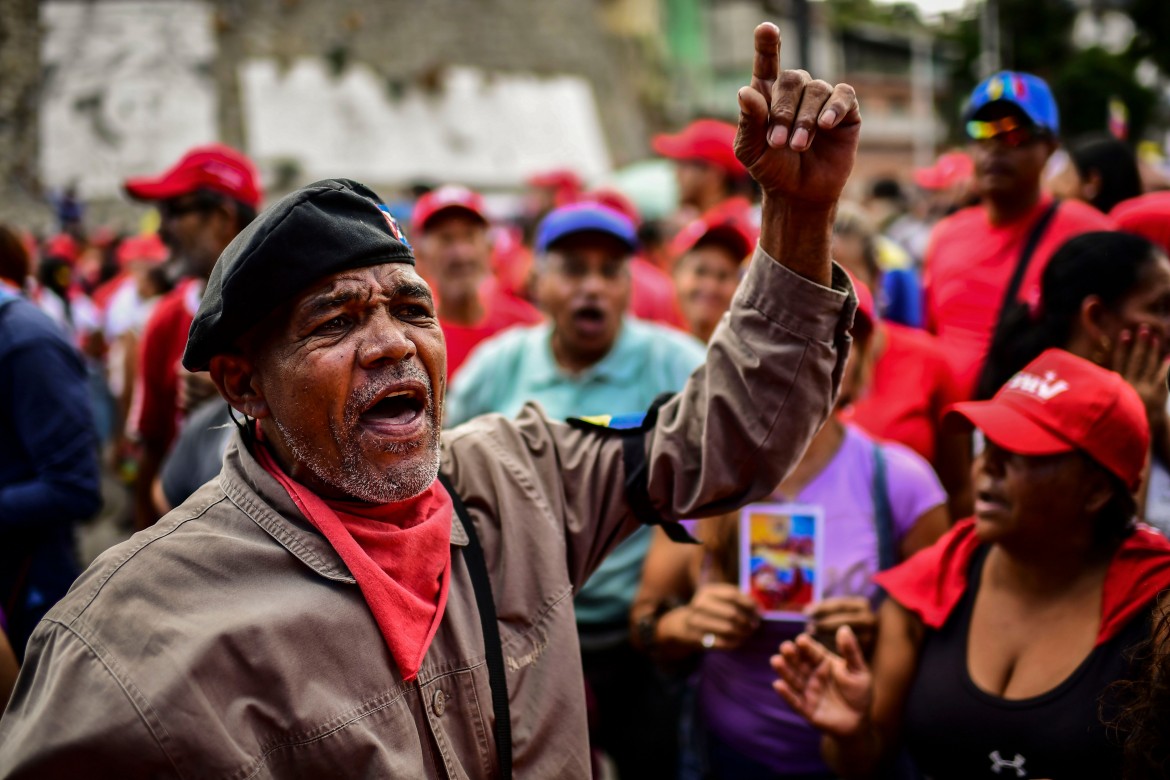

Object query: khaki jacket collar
[217,432,468,587]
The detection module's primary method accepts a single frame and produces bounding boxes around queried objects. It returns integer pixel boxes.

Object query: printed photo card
[739,503,824,621]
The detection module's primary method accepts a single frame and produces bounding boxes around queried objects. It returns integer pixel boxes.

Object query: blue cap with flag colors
[535,202,639,254]
[964,71,1059,136]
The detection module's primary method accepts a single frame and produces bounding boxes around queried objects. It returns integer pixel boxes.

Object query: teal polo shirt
[445,317,708,627]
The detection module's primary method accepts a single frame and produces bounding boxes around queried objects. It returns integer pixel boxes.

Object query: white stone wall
[240,61,612,188]
[40,1,218,198]
[40,0,614,200]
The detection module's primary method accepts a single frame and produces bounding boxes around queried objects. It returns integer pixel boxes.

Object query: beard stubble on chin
[274,361,442,504]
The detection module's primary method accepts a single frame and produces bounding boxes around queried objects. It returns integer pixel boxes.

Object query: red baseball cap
[1112,191,1170,256]
[44,234,80,265]
[945,349,1149,490]
[124,144,262,208]
[116,233,169,268]
[527,169,582,192]
[913,151,974,191]
[669,210,758,266]
[653,119,747,178]
[849,273,877,334]
[411,185,489,233]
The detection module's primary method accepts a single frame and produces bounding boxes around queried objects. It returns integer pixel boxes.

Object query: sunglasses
[966,116,1046,148]
[159,193,223,220]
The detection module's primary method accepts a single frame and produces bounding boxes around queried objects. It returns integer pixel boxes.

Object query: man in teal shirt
[445,202,707,778]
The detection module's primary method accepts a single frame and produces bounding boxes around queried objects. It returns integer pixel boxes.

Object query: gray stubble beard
[273,364,442,505]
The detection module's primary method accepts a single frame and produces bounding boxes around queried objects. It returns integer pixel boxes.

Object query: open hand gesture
[735,23,860,208]
[770,625,873,738]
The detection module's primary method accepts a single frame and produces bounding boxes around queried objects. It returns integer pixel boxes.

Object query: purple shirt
[697,425,945,773]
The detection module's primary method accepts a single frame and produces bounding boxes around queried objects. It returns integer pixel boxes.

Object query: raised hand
[735,23,860,208]
[771,625,873,738]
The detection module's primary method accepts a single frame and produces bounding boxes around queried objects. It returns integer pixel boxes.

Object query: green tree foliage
[940,0,1157,142]
[826,0,926,29]
[1127,0,1170,76]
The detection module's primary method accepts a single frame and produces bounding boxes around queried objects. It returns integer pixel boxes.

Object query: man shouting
[0,23,860,778]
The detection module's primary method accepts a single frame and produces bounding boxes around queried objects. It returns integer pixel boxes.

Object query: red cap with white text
[945,349,1149,490]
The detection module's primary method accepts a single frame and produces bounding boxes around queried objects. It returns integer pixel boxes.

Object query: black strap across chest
[438,472,512,778]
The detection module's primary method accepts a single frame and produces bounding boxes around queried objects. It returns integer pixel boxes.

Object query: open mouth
[358,381,429,437]
[571,304,608,336]
[974,490,1009,517]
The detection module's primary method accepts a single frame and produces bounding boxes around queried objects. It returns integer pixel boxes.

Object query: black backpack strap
[438,472,512,778]
[567,393,699,544]
[999,199,1061,325]
[973,199,1061,399]
[871,442,896,572]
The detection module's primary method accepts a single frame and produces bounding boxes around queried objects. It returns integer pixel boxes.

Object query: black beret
[182,178,414,371]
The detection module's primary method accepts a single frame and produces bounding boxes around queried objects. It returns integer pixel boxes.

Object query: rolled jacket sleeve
[645,246,855,519]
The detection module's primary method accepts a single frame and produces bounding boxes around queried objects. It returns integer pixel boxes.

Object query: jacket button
[432,689,446,717]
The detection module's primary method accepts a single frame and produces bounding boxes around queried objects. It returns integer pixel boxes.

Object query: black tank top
[902,545,1148,780]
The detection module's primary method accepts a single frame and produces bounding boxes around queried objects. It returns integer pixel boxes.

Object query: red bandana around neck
[254,440,453,681]
[875,518,1170,646]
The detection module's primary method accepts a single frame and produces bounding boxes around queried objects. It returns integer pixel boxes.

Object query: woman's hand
[1112,326,1170,425]
[805,597,878,656]
[771,625,873,738]
[658,582,761,651]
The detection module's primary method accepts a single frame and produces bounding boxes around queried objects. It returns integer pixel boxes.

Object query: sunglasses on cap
[966,116,1047,148]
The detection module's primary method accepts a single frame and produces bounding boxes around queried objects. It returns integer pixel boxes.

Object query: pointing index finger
[751,22,781,93]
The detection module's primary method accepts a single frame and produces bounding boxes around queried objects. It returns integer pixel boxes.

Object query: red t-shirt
[129,278,201,451]
[630,256,686,330]
[923,197,1113,398]
[843,322,961,465]
[442,277,543,381]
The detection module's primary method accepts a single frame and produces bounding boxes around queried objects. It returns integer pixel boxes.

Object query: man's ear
[211,200,241,247]
[209,353,270,420]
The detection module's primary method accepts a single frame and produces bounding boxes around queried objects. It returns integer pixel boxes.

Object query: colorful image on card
[739,503,823,621]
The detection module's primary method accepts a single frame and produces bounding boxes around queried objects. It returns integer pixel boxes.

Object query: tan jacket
[0,250,854,779]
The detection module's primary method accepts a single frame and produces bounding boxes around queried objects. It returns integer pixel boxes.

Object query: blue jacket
[0,290,100,648]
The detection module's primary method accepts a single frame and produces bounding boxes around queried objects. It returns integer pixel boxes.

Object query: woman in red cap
[977,231,1170,528]
[772,348,1170,779]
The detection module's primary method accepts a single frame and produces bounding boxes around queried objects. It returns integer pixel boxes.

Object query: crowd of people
[3,22,1170,779]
